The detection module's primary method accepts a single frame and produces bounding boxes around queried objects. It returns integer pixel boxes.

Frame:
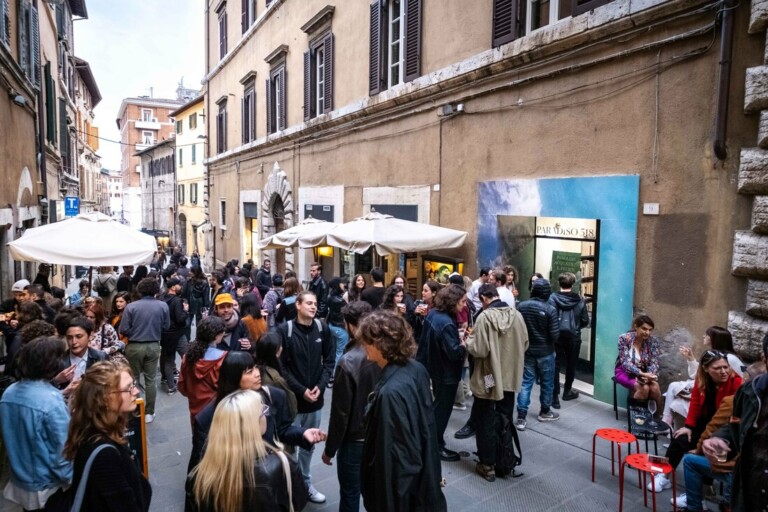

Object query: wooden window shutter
[241,0,247,34]
[323,33,334,113]
[30,3,39,86]
[1,0,9,46]
[59,97,68,161]
[18,0,28,76]
[241,97,246,144]
[265,78,273,133]
[278,67,286,130]
[492,0,517,47]
[368,0,385,95]
[403,0,421,83]
[45,62,56,144]
[303,51,312,121]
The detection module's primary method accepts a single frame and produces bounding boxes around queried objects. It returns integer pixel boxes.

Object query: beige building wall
[171,97,206,255]
[204,0,764,401]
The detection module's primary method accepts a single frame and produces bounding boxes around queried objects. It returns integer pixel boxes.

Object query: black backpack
[495,410,523,478]
[95,277,111,297]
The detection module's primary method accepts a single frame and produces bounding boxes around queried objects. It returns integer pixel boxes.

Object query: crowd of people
[1,250,766,512]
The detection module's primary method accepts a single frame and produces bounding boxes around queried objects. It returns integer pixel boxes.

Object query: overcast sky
[75,0,205,170]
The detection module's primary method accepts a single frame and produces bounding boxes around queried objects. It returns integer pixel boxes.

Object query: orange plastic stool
[619,453,676,512]
[591,428,639,481]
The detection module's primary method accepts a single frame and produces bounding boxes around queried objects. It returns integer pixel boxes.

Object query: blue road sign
[64,196,79,217]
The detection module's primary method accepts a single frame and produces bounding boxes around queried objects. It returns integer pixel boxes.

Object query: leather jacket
[324,344,382,458]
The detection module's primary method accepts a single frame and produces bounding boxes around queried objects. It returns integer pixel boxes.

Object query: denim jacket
[0,380,72,491]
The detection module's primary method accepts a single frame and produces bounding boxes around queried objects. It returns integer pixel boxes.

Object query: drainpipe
[713,0,736,160]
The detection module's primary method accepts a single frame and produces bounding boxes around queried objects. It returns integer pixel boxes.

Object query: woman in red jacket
[649,350,742,493]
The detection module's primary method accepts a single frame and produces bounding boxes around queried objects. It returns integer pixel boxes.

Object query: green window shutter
[17,0,28,76]
[59,97,68,161]
[1,0,10,47]
[45,62,56,144]
[29,3,39,86]
[192,143,196,163]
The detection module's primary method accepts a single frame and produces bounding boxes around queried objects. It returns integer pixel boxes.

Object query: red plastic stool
[619,453,676,512]
[591,428,639,481]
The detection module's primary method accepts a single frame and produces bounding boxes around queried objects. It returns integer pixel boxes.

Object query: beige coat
[466,306,529,400]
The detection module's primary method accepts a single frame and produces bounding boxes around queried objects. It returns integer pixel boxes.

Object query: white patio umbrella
[7,212,157,266]
[326,211,468,255]
[256,217,340,250]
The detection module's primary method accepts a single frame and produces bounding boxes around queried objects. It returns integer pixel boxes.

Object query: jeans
[432,381,460,448]
[160,336,188,388]
[329,324,349,376]
[337,440,364,512]
[295,409,321,487]
[475,391,516,465]
[554,338,581,398]
[516,352,556,417]
[682,454,732,511]
[126,342,161,415]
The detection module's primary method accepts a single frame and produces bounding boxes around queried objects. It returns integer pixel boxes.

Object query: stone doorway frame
[260,162,295,273]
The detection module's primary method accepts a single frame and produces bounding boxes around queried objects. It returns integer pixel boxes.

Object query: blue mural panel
[477,175,640,403]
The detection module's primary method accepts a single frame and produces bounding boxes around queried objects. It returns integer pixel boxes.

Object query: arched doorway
[260,162,294,274]
[178,213,187,252]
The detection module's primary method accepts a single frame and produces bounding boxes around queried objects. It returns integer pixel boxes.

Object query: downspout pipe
[713,0,736,160]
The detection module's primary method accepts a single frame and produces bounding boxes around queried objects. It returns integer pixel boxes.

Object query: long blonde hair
[190,390,269,512]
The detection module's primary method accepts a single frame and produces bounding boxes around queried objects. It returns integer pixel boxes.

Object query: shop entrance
[499,215,600,384]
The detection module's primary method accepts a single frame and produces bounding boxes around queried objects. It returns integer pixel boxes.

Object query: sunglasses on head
[702,350,726,364]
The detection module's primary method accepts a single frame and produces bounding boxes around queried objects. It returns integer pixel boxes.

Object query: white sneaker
[145,413,155,424]
[307,485,326,504]
[671,494,708,510]
[647,474,671,493]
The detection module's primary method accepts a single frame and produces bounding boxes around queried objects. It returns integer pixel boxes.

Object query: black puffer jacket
[516,279,559,358]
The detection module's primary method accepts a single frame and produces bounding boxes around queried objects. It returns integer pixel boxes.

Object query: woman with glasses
[64,360,151,511]
[186,390,307,512]
[661,326,745,426]
[648,350,742,494]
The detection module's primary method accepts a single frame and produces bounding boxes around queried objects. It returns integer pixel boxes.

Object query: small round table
[591,428,639,481]
[619,453,676,512]
[629,408,672,455]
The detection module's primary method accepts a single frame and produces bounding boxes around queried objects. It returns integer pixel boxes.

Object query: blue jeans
[329,324,349,375]
[516,352,556,418]
[295,409,321,487]
[682,454,732,511]
[337,440,364,512]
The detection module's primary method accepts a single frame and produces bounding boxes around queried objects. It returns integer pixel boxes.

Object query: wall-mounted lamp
[9,90,26,107]
[317,246,334,257]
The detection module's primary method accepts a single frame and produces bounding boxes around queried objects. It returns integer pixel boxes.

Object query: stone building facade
[203,0,765,402]
[136,139,176,245]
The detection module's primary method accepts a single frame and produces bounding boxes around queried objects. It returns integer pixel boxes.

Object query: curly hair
[186,316,226,367]
[17,301,43,325]
[381,285,404,311]
[357,310,415,365]
[64,360,132,459]
[20,319,56,344]
[433,284,466,315]
[136,277,160,297]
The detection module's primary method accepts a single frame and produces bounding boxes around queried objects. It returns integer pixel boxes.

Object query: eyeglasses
[113,382,138,394]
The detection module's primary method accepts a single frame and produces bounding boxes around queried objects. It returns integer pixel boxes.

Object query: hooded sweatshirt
[516,279,559,358]
[548,290,590,341]
[466,304,529,400]
[178,346,227,418]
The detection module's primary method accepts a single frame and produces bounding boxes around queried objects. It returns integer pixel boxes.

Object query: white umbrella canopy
[256,217,340,250]
[326,211,468,256]
[7,212,157,266]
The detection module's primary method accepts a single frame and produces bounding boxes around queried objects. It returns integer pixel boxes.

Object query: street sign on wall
[64,196,79,217]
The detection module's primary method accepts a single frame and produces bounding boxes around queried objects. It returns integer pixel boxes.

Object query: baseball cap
[11,279,30,292]
[214,293,236,306]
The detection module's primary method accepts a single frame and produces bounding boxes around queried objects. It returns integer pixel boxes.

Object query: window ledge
[301,5,335,36]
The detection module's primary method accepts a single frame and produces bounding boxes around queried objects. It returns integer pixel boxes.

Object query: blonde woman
[186,390,308,512]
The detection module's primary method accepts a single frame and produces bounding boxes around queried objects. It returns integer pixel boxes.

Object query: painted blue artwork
[477,175,640,403]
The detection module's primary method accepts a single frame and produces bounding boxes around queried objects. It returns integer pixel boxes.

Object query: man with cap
[515,278,560,431]
[2,279,31,313]
[159,277,189,395]
[119,277,170,423]
[211,293,252,351]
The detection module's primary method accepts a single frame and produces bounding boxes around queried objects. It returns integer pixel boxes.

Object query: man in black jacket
[322,301,378,512]
[308,262,329,318]
[548,272,590,405]
[159,278,188,395]
[252,258,272,299]
[27,284,55,324]
[515,278,560,430]
[278,291,334,504]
